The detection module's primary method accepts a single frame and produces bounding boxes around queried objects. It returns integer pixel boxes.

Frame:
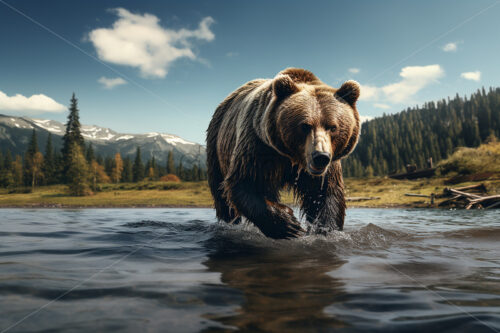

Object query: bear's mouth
[307,162,327,176]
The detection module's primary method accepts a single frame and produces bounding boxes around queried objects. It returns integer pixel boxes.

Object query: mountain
[0,114,206,168]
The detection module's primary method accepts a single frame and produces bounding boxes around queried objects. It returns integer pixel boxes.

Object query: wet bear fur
[206,68,360,239]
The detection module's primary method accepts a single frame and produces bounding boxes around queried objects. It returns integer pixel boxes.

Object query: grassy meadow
[1,140,499,209]
[1,176,498,209]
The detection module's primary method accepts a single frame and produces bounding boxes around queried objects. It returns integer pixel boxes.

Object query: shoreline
[0,203,433,209]
[1,177,497,210]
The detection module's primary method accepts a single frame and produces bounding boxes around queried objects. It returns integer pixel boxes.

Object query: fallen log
[347,197,380,202]
[469,194,500,204]
[405,193,430,198]
[447,188,482,199]
[453,183,487,193]
[438,184,499,209]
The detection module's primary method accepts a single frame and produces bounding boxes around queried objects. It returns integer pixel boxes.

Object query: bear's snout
[308,151,331,175]
[312,151,331,168]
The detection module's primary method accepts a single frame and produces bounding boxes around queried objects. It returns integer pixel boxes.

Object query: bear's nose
[311,151,331,169]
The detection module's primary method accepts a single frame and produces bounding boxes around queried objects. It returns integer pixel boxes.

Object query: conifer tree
[86,143,95,163]
[122,157,133,183]
[104,156,114,178]
[62,93,85,181]
[24,129,39,187]
[192,164,199,181]
[3,150,12,170]
[43,133,55,184]
[12,155,23,187]
[151,156,158,179]
[111,153,123,183]
[144,159,151,179]
[29,152,44,191]
[177,158,184,180]
[0,150,14,188]
[132,147,144,182]
[166,151,175,174]
[67,143,91,196]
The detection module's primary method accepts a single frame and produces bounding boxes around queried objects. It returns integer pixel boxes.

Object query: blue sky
[0,0,499,144]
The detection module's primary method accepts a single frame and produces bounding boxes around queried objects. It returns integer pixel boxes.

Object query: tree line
[0,94,206,195]
[343,87,500,177]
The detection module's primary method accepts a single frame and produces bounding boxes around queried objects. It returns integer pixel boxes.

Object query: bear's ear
[272,74,299,100]
[336,80,360,106]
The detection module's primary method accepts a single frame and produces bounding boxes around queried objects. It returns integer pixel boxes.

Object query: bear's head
[269,68,360,177]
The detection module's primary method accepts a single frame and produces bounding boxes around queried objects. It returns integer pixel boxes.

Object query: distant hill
[343,87,500,177]
[0,114,206,168]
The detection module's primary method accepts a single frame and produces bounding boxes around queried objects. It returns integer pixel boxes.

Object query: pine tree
[62,93,85,181]
[177,159,184,180]
[29,152,44,191]
[24,129,39,187]
[86,143,95,163]
[192,164,199,181]
[132,147,144,182]
[12,155,23,187]
[122,157,133,182]
[151,156,158,180]
[111,153,123,183]
[144,159,151,179]
[104,156,114,178]
[166,151,175,174]
[67,143,91,196]
[43,133,55,184]
[53,152,64,184]
[0,150,14,188]
[3,150,12,170]
[27,129,38,157]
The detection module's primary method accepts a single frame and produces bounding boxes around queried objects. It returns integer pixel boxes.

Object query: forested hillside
[343,87,500,177]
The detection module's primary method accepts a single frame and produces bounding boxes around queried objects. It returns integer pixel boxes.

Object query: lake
[0,208,499,332]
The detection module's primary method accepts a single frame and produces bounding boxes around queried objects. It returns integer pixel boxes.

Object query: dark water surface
[0,208,499,332]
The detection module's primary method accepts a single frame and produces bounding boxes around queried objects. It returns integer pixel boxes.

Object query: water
[0,208,499,333]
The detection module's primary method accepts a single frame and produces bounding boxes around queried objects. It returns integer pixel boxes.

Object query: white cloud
[460,71,481,82]
[359,84,379,101]
[381,65,444,103]
[360,115,373,123]
[88,8,215,78]
[348,68,360,74]
[374,103,391,109]
[442,42,458,52]
[358,64,444,105]
[98,76,127,89]
[0,90,66,114]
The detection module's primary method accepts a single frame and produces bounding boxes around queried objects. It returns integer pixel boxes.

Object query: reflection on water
[0,208,499,332]
[203,236,347,332]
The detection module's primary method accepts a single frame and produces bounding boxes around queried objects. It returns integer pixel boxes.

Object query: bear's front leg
[296,166,346,232]
[300,188,346,232]
[228,180,304,239]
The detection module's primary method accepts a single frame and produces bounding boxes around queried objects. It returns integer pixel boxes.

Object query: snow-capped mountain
[0,114,206,168]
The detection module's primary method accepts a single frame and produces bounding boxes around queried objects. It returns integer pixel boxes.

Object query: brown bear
[206,68,360,239]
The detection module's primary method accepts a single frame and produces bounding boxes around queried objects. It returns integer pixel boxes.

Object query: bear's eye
[301,123,312,134]
[326,125,338,133]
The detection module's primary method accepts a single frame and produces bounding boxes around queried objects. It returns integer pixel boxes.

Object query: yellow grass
[1,176,498,208]
[439,138,500,175]
[0,182,213,208]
